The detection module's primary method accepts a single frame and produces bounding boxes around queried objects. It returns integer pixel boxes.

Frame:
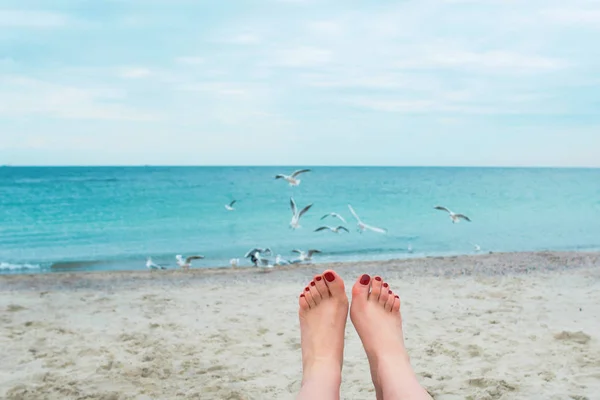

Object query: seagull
[230,258,240,267]
[348,204,387,234]
[470,242,481,252]
[290,197,313,229]
[225,200,237,211]
[255,258,274,272]
[175,254,204,270]
[434,206,472,223]
[320,212,347,224]
[275,169,311,186]
[315,226,350,234]
[275,254,290,265]
[292,249,322,262]
[146,257,166,270]
[407,243,414,254]
[244,248,272,258]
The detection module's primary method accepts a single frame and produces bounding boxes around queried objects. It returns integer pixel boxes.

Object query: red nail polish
[324,272,335,282]
[360,274,370,285]
[388,290,392,295]
[316,276,322,281]
[310,281,316,286]
[383,283,389,288]
[374,277,382,281]
[305,287,310,291]
[300,294,305,297]
[395,295,399,299]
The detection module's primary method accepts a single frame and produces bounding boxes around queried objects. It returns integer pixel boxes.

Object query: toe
[370,276,383,302]
[308,281,322,305]
[299,294,310,311]
[392,295,401,313]
[385,290,395,311]
[323,270,345,298]
[351,273,371,304]
[304,286,317,308]
[379,283,390,305]
[314,275,330,299]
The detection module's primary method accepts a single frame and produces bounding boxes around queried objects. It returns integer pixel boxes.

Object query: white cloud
[0,75,158,121]
[542,9,600,24]
[0,10,68,28]
[275,46,332,67]
[118,67,152,79]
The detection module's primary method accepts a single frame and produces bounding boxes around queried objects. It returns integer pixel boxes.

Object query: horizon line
[2,164,599,169]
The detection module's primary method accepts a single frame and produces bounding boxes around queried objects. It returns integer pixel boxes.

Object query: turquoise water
[1,167,599,274]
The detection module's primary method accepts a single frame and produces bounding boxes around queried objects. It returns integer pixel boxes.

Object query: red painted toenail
[388,290,392,295]
[305,287,310,291]
[395,295,399,299]
[310,281,316,286]
[324,272,335,282]
[360,274,370,285]
[300,294,305,297]
[374,277,382,281]
[316,276,322,281]
[383,283,389,288]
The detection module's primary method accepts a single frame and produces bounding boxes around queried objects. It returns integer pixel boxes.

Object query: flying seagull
[434,206,472,223]
[292,249,322,262]
[290,197,313,229]
[146,257,166,270]
[225,200,237,211]
[320,212,347,224]
[275,169,311,186]
[348,204,387,234]
[315,226,350,234]
[245,248,272,258]
[175,254,204,270]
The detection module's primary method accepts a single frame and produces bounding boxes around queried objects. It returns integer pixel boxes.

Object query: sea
[1,166,599,274]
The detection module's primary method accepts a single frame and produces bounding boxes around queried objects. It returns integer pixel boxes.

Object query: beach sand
[1,251,599,400]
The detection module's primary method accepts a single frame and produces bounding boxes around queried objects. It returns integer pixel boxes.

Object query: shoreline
[1,250,599,292]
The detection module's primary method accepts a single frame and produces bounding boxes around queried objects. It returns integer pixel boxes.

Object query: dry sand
[1,251,599,400]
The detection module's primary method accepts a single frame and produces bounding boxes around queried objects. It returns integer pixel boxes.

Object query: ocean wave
[13,177,119,185]
[0,262,42,271]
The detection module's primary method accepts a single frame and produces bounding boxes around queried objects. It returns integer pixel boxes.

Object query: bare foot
[350,274,432,400]
[297,270,348,400]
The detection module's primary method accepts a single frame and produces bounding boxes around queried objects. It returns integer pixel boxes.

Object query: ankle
[302,358,342,386]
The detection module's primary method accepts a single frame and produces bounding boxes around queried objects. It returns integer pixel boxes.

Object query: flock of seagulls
[146,168,476,271]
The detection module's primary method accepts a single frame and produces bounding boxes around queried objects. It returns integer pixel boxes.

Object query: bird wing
[332,213,347,223]
[290,197,298,216]
[298,203,313,219]
[348,204,361,222]
[229,200,237,207]
[245,248,260,258]
[186,255,204,263]
[364,224,387,234]
[320,214,330,220]
[337,226,350,233]
[315,226,330,232]
[275,174,286,179]
[434,206,451,213]
[291,249,302,254]
[456,214,471,222]
[291,169,311,178]
[307,250,322,257]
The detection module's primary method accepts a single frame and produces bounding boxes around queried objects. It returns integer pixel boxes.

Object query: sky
[0,0,599,167]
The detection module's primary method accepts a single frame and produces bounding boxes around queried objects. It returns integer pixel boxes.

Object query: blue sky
[1,0,599,166]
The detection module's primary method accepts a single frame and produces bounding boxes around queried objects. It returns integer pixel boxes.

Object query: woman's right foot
[350,274,432,400]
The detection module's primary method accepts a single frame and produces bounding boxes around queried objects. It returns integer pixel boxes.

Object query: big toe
[322,270,346,298]
[351,273,371,305]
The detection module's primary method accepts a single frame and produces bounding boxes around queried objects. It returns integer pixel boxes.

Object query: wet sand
[1,251,599,399]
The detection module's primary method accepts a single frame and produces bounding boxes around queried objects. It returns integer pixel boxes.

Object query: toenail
[383,283,389,288]
[316,276,322,281]
[360,274,370,285]
[305,287,310,291]
[324,272,335,282]
[310,281,316,286]
[300,294,305,297]
[395,295,399,298]
[388,290,392,295]
[374,277,382,281]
